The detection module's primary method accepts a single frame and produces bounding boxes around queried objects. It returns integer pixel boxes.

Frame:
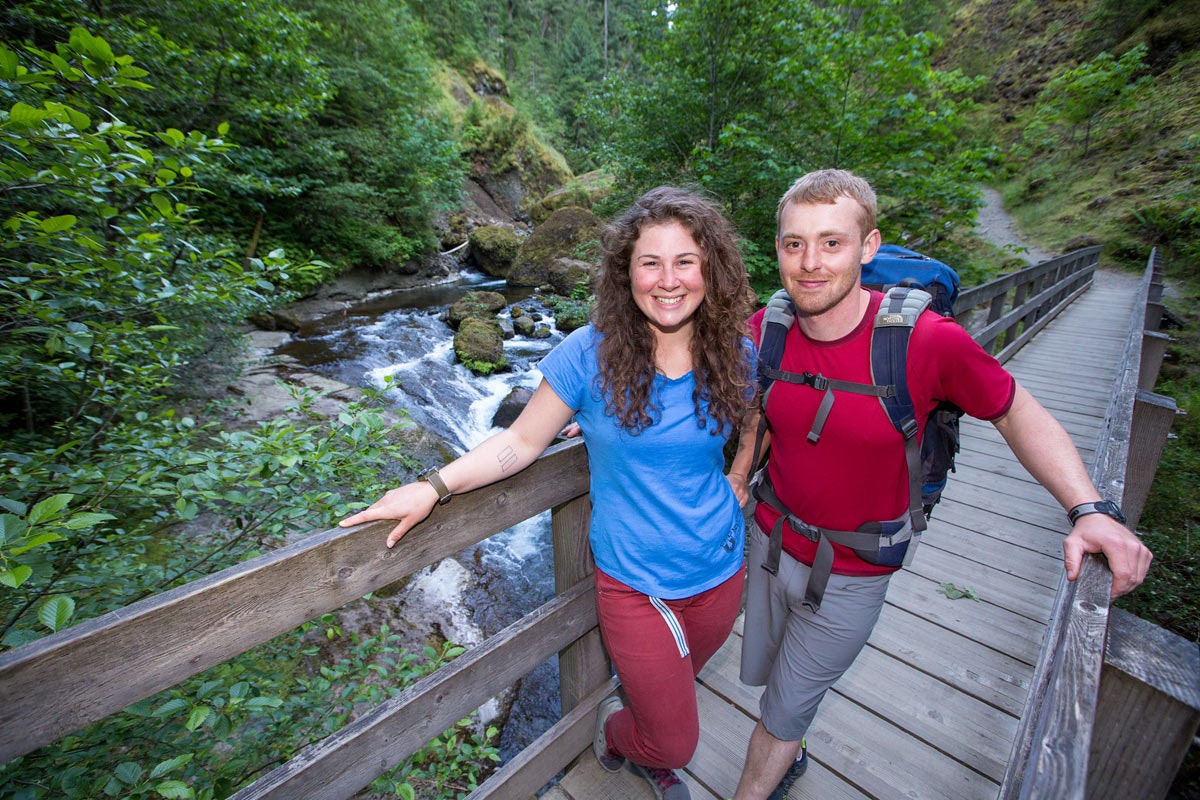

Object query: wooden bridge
[2,249,1197,799]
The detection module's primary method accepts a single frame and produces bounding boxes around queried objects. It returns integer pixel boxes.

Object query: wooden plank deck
[544,268,1143,800]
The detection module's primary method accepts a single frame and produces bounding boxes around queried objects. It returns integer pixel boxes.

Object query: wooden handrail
[4,246,1162,799]
[0,440,591,769]
[954,246,1100,363]
[997,249,1165,800]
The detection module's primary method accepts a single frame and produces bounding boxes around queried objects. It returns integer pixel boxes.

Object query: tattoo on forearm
[497,446,518,472]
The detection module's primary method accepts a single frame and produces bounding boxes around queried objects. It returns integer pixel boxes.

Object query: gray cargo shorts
[740,523,892,741]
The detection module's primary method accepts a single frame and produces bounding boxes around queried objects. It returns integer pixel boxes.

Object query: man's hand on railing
[1063,514,1153,598]
[339,481,441,548]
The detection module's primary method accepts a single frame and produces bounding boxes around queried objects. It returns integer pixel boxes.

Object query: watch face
[1099,501,1127,523]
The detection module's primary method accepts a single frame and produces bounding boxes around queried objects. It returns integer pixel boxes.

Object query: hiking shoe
[632,762,691,800]
[766,739,807,800]
[593,695,625,772]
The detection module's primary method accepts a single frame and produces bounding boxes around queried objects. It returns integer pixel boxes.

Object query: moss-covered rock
[448,290,507,329]
[468,225,521,278]
[510,207,601,289]
[453,316,507,375]
[548,257,596,297]
[467,60,508,97]
[527,171,615,224]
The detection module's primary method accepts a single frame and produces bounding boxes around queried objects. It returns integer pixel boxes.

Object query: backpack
[749,278,964,612]
[862,244,960,316]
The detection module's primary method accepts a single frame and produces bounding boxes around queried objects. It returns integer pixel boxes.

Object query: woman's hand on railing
[339,481,441,548]
[1063,515,1154,598]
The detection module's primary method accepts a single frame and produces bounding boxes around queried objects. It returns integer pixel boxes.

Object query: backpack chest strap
[757,365,893,445]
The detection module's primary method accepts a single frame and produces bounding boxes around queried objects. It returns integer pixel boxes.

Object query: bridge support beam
[553,494,611,714]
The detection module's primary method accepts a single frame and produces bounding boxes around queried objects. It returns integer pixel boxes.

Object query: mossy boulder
[448,290,507,329]
[548,257,596,297]
[509,207,601,289]
[468,225,521,278]
[464,97,572,220]
[527,171,615,224]
[467,60,508,97]
[453,316,507,375]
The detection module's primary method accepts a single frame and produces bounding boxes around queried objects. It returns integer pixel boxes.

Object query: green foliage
[1030,44,1150,156]
[267,0,467,269]
[544,293,593,332]
[588,0,991,252]
[2,0,466,275]
[0,620,496,799]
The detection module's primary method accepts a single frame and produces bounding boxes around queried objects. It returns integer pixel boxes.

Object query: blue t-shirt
[538,325,745,599]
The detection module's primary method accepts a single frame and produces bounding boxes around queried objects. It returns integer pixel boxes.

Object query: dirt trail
[976,187,1056,265]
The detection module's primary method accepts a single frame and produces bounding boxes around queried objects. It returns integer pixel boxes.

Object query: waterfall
[276,269,570,759]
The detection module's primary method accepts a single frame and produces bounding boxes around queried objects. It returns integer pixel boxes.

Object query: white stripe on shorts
[649,596,689,658]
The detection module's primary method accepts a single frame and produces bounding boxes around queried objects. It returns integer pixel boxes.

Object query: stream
[276,269,570,761]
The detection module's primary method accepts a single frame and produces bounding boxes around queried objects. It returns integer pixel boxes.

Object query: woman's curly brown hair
[592,186,755,435]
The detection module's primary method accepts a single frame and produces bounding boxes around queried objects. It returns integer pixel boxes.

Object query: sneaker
[766,740,807,800]
[632,762,691,800]
[593,695,625,772]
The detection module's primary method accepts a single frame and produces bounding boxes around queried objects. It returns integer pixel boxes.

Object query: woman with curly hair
[342,186,756,800]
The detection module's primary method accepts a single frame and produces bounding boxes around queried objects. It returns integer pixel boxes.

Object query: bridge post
[1139,330,1172,391]
[1121,390,1177,532]
[1145,301,1165,331]
[552,494,611,714]
[1086,608,1200,800]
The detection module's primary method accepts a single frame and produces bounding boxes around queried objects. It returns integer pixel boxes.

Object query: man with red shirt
[725,169,1153,800]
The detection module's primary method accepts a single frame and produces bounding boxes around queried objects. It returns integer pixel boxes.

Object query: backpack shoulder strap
[757,289,795,393]
[871,285,933,533]
[750,290,795,473]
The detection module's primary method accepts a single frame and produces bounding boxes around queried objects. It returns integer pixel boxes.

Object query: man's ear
[861,228,882,263]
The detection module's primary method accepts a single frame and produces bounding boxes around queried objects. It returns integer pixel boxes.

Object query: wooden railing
[953,245,1099,361]
[997,248,1197,800]
[1,247,1191,799]
[0,439,613,799]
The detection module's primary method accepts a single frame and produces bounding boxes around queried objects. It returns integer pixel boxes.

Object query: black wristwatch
[418,467,453,505]
[1067,500,1126,527]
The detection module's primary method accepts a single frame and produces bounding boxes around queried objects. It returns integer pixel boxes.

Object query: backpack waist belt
[752,471,917,613]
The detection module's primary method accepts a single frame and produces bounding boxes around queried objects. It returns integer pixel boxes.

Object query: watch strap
[1067,500,1125,526]
[418,467,452,505]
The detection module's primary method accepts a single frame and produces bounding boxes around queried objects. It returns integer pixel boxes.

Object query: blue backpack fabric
[862,244,960,316]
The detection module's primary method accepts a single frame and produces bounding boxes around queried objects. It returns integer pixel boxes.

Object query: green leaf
[185,705,212,731]
[938,582,979,601]
[38,214,77,233]
[11,531,64,555]
[8,102,47,126]
[62,512,117,530]
[151,193,173,217]
[114,761,142,785]
[148,753,194,780]
[1,513,28,539]
[0,497,26,515]
[0,564,33,588]
[0,46,17,80]
[82,34,116,67]
[38,596,75,631]
[152,698,190,718]
[155,781,194,799]
[27,494,73,525]
[397,784,416,800]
